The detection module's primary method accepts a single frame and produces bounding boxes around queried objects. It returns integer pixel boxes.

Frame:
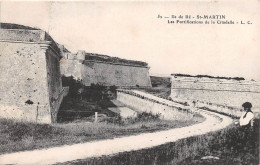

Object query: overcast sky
[1,1,259,80]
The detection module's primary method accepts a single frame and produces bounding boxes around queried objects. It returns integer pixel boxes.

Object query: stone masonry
[170,74,260,111]
[0,23,152,123]
[0,28,65,123]
[60,51,152,87]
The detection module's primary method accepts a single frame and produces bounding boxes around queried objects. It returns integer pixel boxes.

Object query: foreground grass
[62,119,259,165]
[0,114,204,154]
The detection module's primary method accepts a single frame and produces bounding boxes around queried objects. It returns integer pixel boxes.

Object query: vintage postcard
[0,1,259,164]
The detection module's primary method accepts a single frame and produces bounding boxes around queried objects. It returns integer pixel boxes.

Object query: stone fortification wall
[0,29,64,123]
[117,90,195,121]
[0,29,60,53]
[0,29,45,42]
[45,49,64,122]
[60,57,82,80]
[170,75,260,112]
[0,42,51,123]
[60,52,152,87]
[81,61,151,87]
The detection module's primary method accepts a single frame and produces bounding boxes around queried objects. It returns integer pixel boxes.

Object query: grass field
[59,118,259,165]
[0,112,204,154]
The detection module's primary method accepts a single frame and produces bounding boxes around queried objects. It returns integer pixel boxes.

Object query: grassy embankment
[59,118,259,165]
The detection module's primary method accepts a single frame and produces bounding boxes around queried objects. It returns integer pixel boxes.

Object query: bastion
[60,51,152,87]
[170,74,260,111]
[0,24,65,123]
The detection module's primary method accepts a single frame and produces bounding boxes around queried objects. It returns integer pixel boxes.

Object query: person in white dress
[239,102,254,128]
[233,102,255,151]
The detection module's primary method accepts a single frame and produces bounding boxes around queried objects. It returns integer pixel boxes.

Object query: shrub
[109,85,117,93]
[103,112,161,126]
[135,112,161,122]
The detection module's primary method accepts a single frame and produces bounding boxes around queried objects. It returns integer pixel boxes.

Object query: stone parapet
[117,89,245,119]
[0,29,45,42]
[116,89,194,121]
[83,60,150,68]
[0,29,61,58]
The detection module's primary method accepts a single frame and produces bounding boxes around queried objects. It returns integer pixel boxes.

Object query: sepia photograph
[0,1,259,164]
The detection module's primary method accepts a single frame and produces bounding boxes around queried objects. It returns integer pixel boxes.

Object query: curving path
[0,93,233,165]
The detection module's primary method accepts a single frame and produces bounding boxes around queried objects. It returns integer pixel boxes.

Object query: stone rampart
[0,29,64,123]
[60,58,82,80]
[0,29,61,55]
[81,61,151,87]
[60,52,152,87]
[0,29,45,42]
[171,75,260,112]
[0,41,51,123]
[45,48,64,121]
[116,90,195,121]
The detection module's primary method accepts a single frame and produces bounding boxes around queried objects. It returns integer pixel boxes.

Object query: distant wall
[81,61,151,87]
[60,58,152,87]
[170,76,260,111]
[0,41,51,123]
[117,90,194,121]
[60,58,81,80]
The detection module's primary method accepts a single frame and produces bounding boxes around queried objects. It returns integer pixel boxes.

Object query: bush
[62,76,118,102]
[103,112,161,126]
[109,85,117,93]
[102,115,125,125]
[134,112,161,122]
[61,76,83,102]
